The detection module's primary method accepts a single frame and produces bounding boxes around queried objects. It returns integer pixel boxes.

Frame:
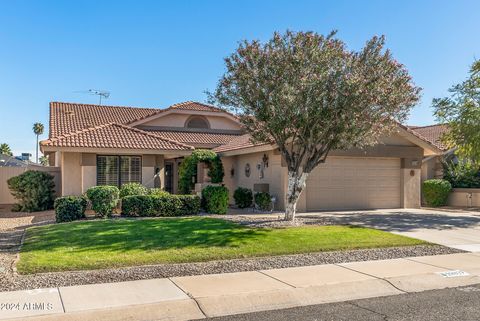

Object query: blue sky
[1,0,479,156]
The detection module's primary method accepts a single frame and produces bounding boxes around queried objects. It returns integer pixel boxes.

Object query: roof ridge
[410,123,447,129]
[112,123,194,149]
[49,101,158,111]
[397,123,445,151]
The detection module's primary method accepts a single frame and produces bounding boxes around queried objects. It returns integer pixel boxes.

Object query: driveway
[299,208,480,252]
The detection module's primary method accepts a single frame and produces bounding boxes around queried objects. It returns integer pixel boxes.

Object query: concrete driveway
[299,208,480,252]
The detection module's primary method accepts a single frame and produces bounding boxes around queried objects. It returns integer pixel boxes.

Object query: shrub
[233,187,253,208]
[122,194,201,217]
[255,192,272,211]
[423,179,452,207]
[149,188,170,197]
[7,170,56,212]
[176,195,201,215]
[178,150,224,194]
[86,186,120,217]
[122,195,155,217]
[54,196,87,223]
[201,185,229,214]
[443,160,480,188]
[119,183,148,198]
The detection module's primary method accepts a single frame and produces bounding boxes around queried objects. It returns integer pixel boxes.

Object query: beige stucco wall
[448,188,480,207]
[61,152,82,196]
[400,168,421,208]
[221,150,286,210]
[141,113,241,130]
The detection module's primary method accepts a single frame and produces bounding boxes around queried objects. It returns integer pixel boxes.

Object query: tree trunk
[284,170,309,221]
[36,135,39,163]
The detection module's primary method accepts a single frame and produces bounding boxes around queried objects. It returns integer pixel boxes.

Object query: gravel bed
[0,244,462,292]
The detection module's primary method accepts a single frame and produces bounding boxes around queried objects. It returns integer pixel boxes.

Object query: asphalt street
[199,284,480,321]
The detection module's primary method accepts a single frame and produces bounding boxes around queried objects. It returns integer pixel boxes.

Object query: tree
[0,143,12,156]
[33,122,44,163]
[433,60,480,163]
[39,155,49,166]
[211,30,420,221]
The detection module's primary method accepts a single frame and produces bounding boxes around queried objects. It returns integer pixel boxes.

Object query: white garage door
[306,157,401,210]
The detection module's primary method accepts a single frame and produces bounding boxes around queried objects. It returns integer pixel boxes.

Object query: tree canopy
[211,30,420,220]
[433,60,480,163]
[0,143,12,156]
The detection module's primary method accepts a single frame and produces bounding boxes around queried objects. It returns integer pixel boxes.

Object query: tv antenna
[74,89,110,105]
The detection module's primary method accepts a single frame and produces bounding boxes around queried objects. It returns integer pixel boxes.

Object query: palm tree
[0,143,12,156]
[33,122,44,163]
[39,155,49,166]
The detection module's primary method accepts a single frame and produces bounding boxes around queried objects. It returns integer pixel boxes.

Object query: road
[201,284,480,321]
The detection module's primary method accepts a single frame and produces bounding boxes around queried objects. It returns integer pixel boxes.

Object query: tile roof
[49,101,235,138]
[151,130,241,146]
[213,134,271,153]
[408,124,449,151]
[41,123,193,151]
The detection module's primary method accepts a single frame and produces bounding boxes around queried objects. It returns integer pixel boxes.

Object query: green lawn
[18,217,427,274]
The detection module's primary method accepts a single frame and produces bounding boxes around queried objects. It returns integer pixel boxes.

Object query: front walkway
[2,252,480,321]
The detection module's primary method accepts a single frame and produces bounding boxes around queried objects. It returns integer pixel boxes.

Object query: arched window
[185,116,210,129]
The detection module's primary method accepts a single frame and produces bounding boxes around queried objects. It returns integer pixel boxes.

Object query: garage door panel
[306,157,401,210]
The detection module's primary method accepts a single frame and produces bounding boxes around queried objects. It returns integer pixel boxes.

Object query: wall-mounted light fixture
[411,159,419,167]
[262,154,269,168]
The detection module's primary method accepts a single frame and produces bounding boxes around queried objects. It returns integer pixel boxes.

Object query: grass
[18,217,427,274]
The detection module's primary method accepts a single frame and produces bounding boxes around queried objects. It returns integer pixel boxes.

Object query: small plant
[255,192,272,211]
[119,182,148,198]
[122,195,155,217]
[201,185,229,214]
[54,196,87,223]
[7,170,56,212]
[422,179,452,207]
[86,186,120,217]
[233,187,253,208]
[149,188,170,197]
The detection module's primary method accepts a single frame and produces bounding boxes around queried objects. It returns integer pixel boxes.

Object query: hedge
[54,196,87,223]
[422,179,452,207]
[233,187,253,208]
[86,185,120,217]
[7,170,56,212]
[201,185,229,214]
[122,194,200,217]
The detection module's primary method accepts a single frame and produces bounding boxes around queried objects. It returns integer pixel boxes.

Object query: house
[408,124,453,182]
[40,101,444,212]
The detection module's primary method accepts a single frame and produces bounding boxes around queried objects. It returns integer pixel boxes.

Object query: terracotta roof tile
[151,130,241,146]
[213,134,270,153]
[41,123,193,151]
[408,124,449,151]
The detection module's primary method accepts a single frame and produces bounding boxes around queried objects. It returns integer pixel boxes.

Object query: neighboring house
[41,101,444,212]
[408,124,453,182]
[0,153,34,167]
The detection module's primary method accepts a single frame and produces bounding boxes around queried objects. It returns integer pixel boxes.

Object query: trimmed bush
[423,179,452,207]
[7,170,56,212]
[122,194,201,217]
[176,195,201,215]
[54,196,87,223]
[233,187,253,209]
[86,186,120,217]
[119,182,148,198]
[122,195,155,217]
[202,185,229,214]
[149,188,170,197]
[255,192,272,211]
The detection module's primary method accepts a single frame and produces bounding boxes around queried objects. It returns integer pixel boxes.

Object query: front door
[165,163,174,193]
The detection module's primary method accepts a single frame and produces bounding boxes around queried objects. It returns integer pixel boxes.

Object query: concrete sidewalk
[3,252,480,321]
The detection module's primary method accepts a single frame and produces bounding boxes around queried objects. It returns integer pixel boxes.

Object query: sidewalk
[3,252,480,321]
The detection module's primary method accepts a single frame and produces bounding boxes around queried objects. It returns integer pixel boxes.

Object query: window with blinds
[97,156,142,187]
